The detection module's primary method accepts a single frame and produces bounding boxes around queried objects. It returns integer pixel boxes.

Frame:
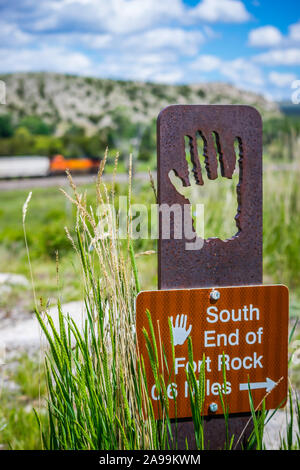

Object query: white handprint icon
[170,314,192,346]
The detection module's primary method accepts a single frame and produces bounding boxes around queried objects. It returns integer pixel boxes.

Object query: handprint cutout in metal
[157,105,262,289]
[168,131,242,241]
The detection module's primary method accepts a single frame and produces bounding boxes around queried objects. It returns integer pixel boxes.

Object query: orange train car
[50,154,101,175]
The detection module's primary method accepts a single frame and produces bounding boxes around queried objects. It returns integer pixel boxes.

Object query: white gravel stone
[0,300,85,352]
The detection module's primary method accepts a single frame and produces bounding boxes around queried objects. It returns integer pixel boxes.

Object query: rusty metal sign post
[157,105,262,289]
[136,105,289,449]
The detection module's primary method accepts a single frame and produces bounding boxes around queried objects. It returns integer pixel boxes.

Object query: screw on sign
[135,105,289,449]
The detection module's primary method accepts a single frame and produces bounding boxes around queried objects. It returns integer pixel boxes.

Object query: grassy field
[0,176,157,311]
[0,161,300,449]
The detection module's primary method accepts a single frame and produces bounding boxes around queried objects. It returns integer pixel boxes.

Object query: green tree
[12,127,35,155]
[83,134,103,157]
[138,119,156,163]
[110,107,139,141]
[17,115,53,135]
[33,135,64,156]
[0,114,14,138]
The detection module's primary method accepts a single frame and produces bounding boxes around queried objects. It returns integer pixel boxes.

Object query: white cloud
[0,22,33,48]
[248,20,300,48]
[202,25,220,39]
[222,57,265,88]
[91,49,184,83]
[190,54,265,92]
[191,0,251,23]
[94,0,185,35]
[11,0,251,38]
[87,34,113,49]
[190,54,222,71]
[0,46,92,74]
[289,20,300,41]
[254,48,300,66]
[269,71,296,87]
[0,0,255,87]
[26,0,186,35]
[122,28,205,56]
[147,70,184,84]
[248,26,283,47]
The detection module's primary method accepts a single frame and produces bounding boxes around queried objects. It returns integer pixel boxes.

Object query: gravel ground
[263,408,294,450]
[0,299,86,358]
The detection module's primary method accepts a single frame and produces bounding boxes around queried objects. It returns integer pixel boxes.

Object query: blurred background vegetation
[2,72,299,172]
[1,110,300,171]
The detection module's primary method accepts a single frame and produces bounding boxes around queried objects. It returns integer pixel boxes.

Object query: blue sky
[0,0,300,100]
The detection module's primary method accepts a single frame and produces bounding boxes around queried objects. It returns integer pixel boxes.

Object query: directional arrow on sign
[239,378,277,393]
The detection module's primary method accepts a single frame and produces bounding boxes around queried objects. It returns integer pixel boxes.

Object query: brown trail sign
[136,285,288,419]
[136,105,289,449]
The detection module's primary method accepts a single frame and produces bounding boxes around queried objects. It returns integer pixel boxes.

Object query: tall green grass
[31,161,167,450]
[263,168,300,296]
[27,160,300,450]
